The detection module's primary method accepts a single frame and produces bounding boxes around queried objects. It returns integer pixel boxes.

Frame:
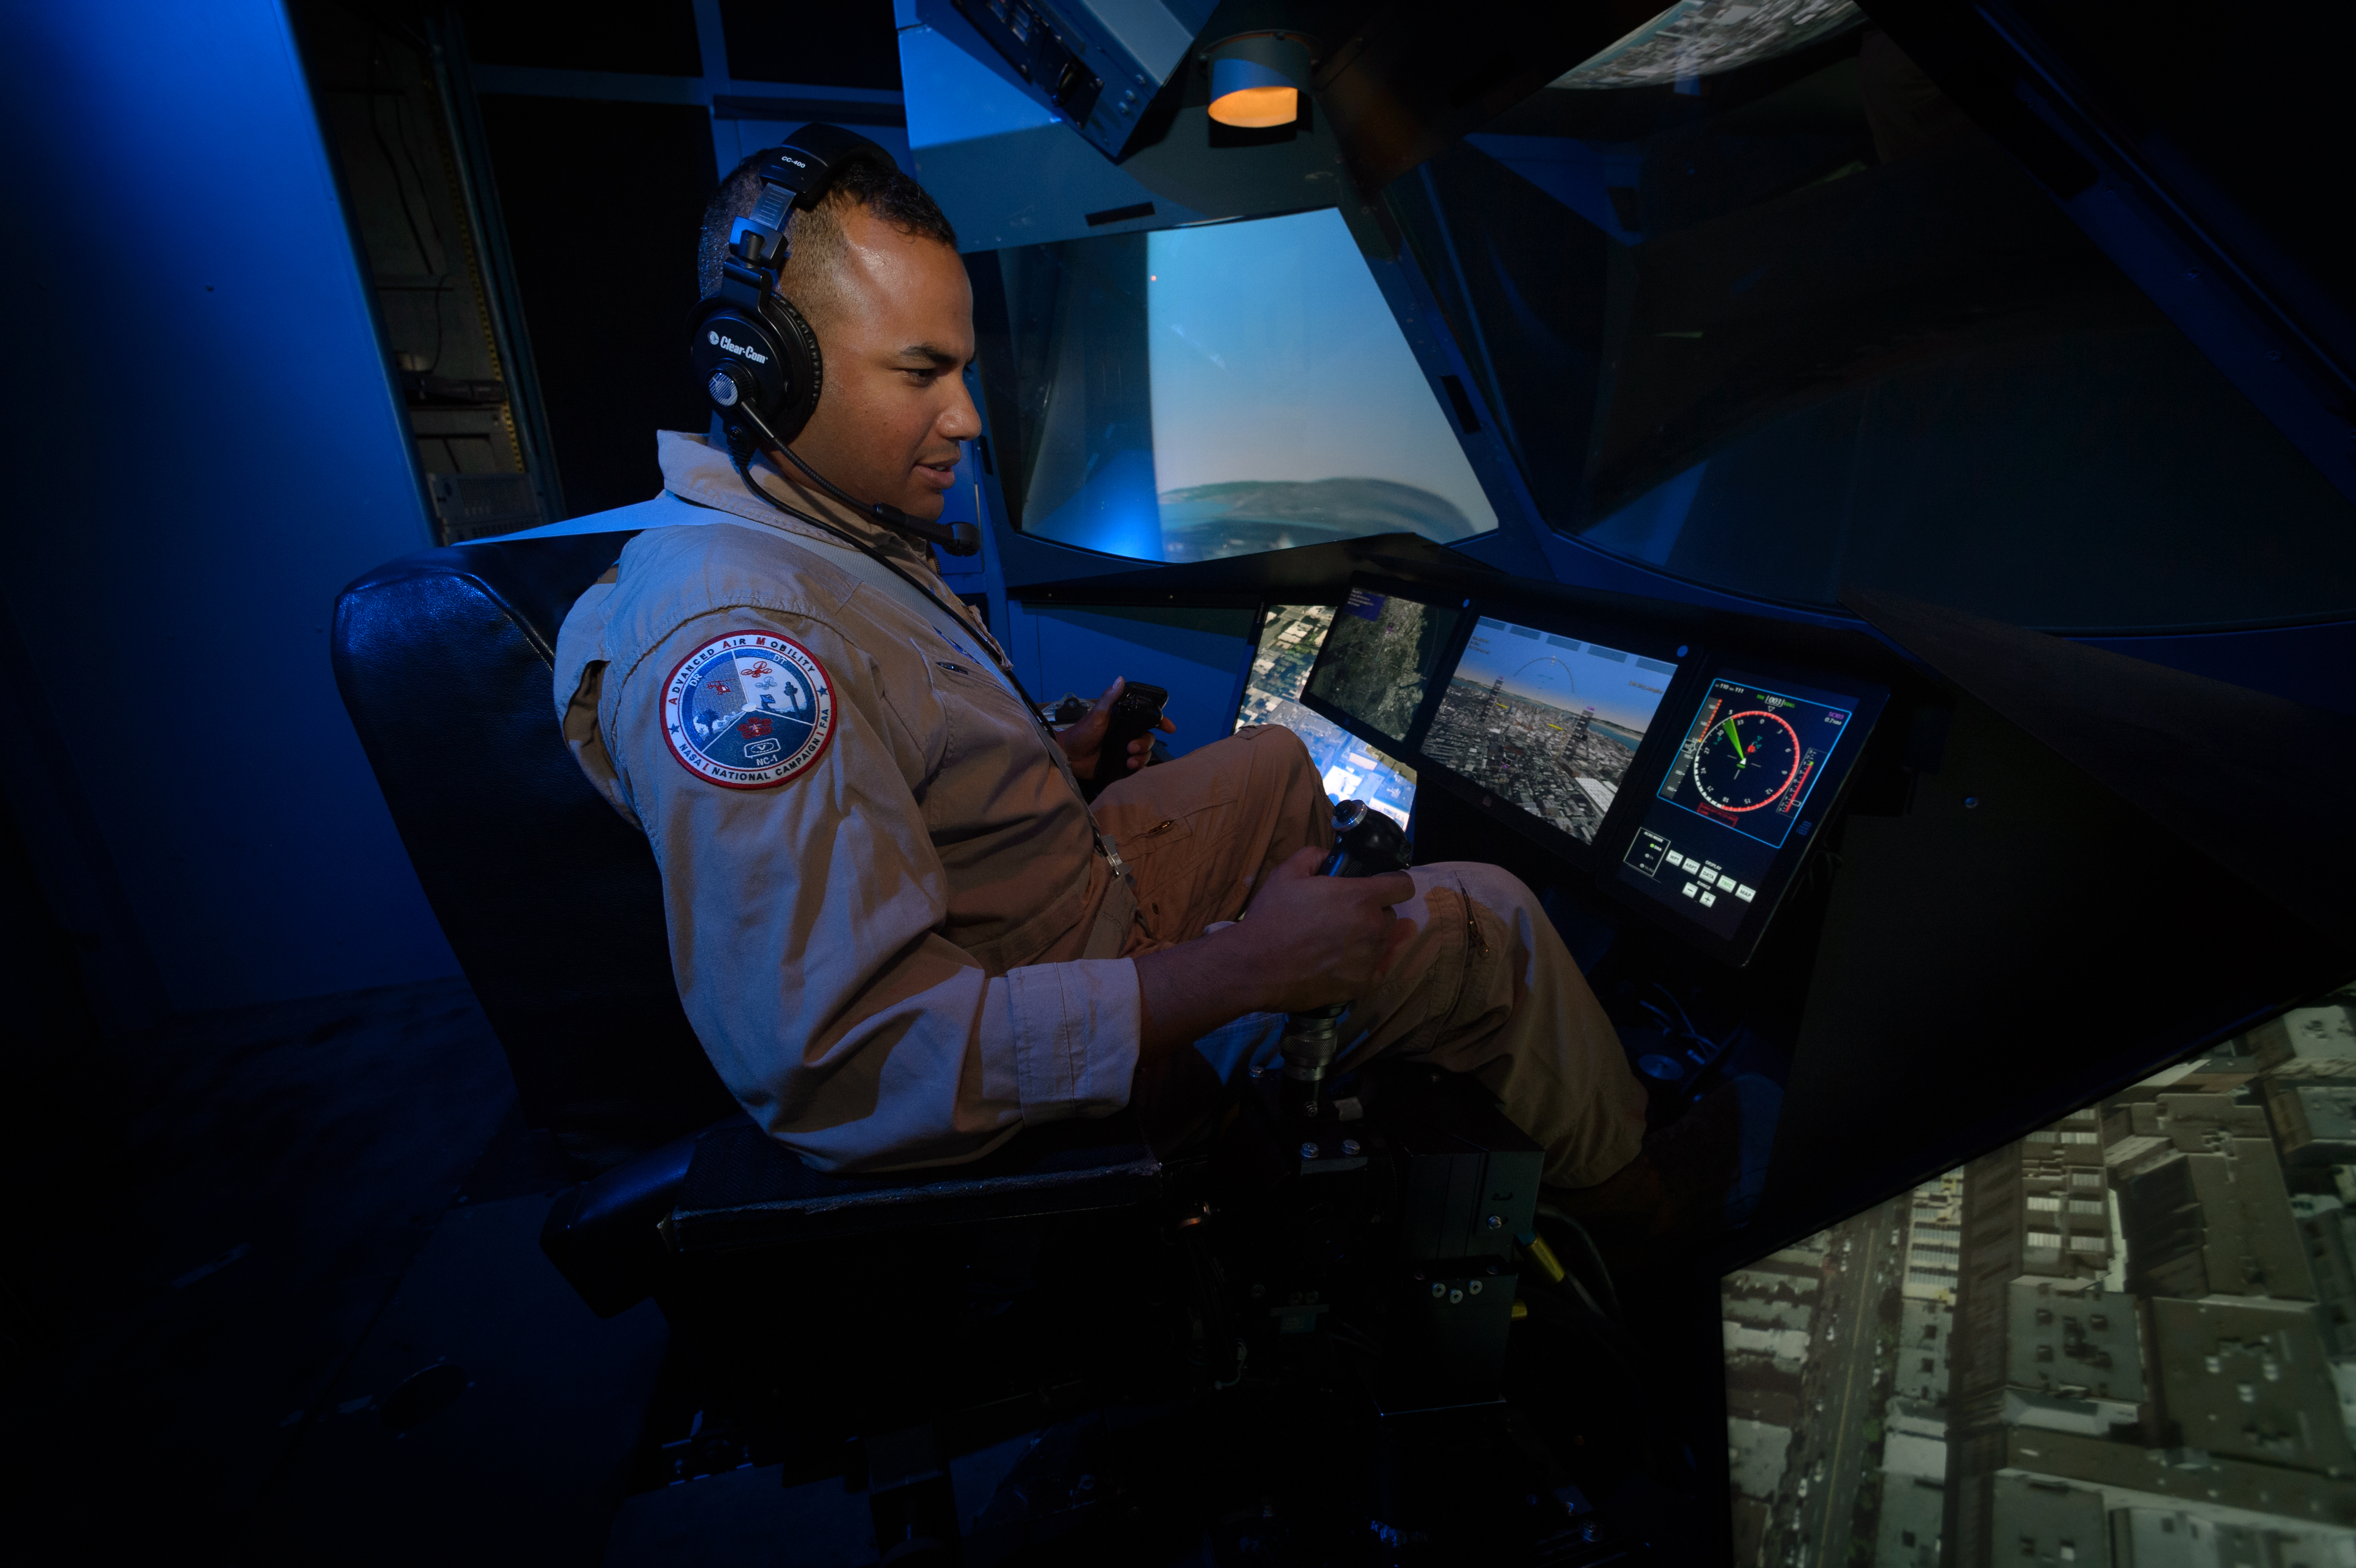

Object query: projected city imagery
[1233,604,1417,828]
[1552,0,1863,91]
[1301,589,1461,745]
[1423,619,1676,845]
[1725,985,2356,1568]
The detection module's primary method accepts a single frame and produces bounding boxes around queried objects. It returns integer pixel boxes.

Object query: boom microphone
[719,398,982,557]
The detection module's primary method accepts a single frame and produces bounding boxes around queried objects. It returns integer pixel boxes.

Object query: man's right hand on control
[1133,845,1415,1054]
[1232,847,1415,1012]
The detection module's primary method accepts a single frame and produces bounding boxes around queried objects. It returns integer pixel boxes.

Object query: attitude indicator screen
[1616,667,1881,963]
[1659,677,1852,850]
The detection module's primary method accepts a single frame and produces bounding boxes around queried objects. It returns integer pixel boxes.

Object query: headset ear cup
[759,295,824,444]
[688,293,789,439]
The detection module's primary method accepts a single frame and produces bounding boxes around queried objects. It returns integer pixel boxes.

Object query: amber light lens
[1209,83,1298,128]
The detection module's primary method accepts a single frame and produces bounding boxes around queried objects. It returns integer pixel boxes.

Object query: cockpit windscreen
[1422,616,1677,846]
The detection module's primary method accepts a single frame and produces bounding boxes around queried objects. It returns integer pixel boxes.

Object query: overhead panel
[897,16,1202,250]
[922,0,1215,158]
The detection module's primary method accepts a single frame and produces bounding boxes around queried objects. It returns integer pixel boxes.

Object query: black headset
[687,123,981,556]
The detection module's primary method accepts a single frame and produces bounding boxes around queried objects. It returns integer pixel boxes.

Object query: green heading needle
[1721,716,1746,764]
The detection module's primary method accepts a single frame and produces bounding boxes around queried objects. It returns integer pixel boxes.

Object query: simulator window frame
[1609,652,1885,968]
[1389,35,2356,632]
[1295,578,1464,757]
[1415,596,1690,869]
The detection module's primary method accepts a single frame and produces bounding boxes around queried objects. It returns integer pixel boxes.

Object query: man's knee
[1410,860,1545,927]
[1240,720,1319,788]
[1114,722,1315,801]
[1407,860,1555,981]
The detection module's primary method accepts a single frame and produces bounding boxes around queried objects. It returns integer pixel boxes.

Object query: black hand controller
[1282,799,1412,1121]
[1087,682,1167,795]
[1318,797,1408,880]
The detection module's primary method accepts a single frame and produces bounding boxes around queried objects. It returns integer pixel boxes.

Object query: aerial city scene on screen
[1301,588,1462,745]
[1724,987,2356,1568]
[1233,604,1418,828]
[1422,617,1676,844]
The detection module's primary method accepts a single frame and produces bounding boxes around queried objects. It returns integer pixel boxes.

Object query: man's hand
[1055,676,1178,781]
[1230,847,1417,1012]
[1134,847,1416,1054]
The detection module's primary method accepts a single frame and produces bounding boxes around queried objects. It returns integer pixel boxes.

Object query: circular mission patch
[662,631,834,789]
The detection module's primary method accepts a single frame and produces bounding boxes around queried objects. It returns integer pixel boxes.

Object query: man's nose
[939,375,983,442]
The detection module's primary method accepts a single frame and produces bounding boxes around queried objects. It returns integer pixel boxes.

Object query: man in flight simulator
[551,130,1735,1248]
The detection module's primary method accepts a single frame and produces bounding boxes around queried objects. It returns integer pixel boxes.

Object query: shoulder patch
[662,630,835,789]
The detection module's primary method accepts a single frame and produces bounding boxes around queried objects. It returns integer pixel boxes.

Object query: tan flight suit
[553,433,1646,1185]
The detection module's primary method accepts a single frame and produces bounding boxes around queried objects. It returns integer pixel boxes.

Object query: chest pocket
[922,650,1052,788]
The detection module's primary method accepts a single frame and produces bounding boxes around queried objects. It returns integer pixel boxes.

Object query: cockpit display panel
[1615,666,1885,965]
[1421,615,1680,850]
[1299,586,1461,750]
[1659,676,1852,850]
[1234,603,1418,830]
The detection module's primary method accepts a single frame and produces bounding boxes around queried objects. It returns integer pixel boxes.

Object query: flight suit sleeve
[603,606,1140,1171]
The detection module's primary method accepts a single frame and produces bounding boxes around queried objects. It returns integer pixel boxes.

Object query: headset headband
[726,123,898,269]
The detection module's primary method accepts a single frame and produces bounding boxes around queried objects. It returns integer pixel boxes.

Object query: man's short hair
[697,145,959,303]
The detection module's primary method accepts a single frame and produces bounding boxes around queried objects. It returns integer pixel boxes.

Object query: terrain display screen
[1422,617,1678,846]
[1616,667,1879,960]
[1300,588,1461,748]
[1233,604,1418,828]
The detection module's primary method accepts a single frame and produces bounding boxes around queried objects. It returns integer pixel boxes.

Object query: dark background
[457,0,900,516]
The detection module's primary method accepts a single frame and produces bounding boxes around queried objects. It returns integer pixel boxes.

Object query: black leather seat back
[333,532,736,1172]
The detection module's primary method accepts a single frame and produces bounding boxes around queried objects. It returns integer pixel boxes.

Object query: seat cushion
[667,1112,1161,1253]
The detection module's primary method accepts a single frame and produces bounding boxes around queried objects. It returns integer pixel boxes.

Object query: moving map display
[1233,605,1418,828]
[1301,588,1461,746]
[1422,617,1677,846]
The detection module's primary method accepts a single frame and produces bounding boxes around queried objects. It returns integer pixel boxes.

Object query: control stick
[1279,799,1410,1122]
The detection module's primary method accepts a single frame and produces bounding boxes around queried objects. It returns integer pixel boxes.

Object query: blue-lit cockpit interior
[4,2,2350,1562]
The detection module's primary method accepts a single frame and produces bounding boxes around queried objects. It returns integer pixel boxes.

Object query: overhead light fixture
[1206,33,1313,129]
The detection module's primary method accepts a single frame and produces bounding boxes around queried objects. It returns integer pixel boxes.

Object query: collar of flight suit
[647,430,1136,902]
[653,430,1017,675]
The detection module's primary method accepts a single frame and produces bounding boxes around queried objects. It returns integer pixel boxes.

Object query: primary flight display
[1422,617,1678,846]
